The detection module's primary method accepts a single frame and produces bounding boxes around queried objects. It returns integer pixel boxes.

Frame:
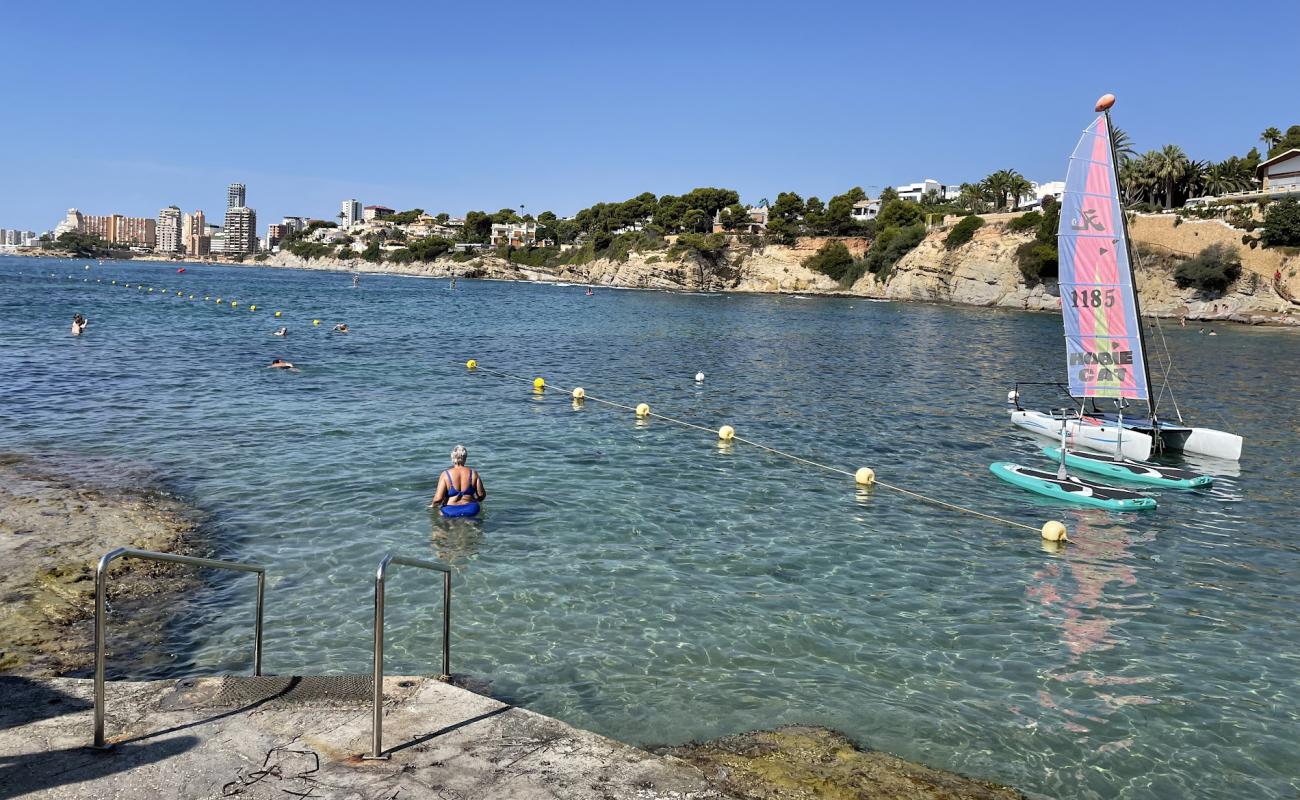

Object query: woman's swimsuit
[440,469,481,517]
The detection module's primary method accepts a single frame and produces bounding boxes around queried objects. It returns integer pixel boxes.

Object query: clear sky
[2,0,1297,232]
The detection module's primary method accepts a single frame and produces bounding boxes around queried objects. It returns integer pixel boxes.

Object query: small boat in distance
[1009,93,1243,462]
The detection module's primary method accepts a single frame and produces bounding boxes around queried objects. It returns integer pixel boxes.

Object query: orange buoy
[1095,93,1116,112]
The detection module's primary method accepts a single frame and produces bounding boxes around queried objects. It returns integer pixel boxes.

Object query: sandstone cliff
[249,215,1300,326]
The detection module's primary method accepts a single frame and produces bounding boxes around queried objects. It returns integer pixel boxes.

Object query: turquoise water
[3,255,1298,799]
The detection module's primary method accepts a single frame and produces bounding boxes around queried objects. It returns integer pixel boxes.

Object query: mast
[1099,95,1159,432]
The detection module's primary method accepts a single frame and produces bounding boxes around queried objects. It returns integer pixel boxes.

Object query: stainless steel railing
[93,547,266,749]
[365,554,451,760]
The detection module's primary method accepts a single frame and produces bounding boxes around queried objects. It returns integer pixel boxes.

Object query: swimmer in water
[71,314,88,336]
[352,274,360,288]
[268,358,295,370]
[333,323,349,333]
[273,327,288,337]
[430,444,485,516]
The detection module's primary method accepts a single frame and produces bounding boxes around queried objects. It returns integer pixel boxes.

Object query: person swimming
[71,314,88,336]
[268,358,295,369]
[333,323,349,333]
[273,327,288,337]
[431,445,485,517]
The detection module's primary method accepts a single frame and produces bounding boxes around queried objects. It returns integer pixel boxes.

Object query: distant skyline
[2,0,1298,231]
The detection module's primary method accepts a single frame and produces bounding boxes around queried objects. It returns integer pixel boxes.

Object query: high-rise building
[267,223,288,249]
[157,206,183,253]
[223,206,258,254]
[186,210,209,256]
[55,208,83,237]
[227,183,246,209]
[341,199,362,228]
[81,214,156,247]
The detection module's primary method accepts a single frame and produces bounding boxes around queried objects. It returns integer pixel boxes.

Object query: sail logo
[1069,346,1133,384]
[1070,209,1105,232]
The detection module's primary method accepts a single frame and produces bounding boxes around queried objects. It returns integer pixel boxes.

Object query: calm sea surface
[2,255,1297,799]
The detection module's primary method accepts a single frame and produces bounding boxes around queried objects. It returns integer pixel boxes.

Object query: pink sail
[1057,115,1148,401]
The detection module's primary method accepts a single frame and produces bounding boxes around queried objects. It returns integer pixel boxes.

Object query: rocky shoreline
[0,454,205,676]
[11,214,1300,327]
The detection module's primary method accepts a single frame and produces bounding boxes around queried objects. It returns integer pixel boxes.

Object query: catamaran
[1008,94,1243,462]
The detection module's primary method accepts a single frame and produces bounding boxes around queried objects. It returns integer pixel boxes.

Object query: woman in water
[431,445,485,517]
[71,314,88,336]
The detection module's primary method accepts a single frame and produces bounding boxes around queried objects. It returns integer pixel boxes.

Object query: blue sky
[2,0,1297,232]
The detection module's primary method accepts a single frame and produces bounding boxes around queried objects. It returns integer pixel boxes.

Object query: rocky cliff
[252,216,1300,326]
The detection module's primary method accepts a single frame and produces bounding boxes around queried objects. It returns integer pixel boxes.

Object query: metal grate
[207,675,376,708]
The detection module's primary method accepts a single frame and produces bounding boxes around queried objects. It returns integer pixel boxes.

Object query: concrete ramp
[0,675,730,799]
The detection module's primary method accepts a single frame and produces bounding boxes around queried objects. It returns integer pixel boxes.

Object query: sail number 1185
[1069,289,1116,308]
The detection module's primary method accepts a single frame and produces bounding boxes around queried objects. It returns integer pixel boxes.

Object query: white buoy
[695,372,705,383]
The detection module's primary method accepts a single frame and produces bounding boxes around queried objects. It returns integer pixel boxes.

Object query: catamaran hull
[1010,410,1152,461]
[1092,414,1244,461]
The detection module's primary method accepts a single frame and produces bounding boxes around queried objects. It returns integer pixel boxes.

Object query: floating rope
[465,362,1048,536]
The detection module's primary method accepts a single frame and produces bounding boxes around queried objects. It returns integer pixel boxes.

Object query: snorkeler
[430,445,485,517]
[71,314,88,336]
[268,358,295,369]
[273,327,288,337]
[333,323,349,334]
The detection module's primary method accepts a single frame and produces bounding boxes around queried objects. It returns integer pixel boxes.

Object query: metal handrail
[93,547,266,749]
[365,553,451,760]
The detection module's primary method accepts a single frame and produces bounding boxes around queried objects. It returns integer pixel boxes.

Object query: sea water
[2,256,1297,799]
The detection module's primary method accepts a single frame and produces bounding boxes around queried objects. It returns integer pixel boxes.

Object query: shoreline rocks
[0,454,206,677]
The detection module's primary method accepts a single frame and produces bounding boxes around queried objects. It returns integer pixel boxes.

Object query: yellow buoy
[249,305,256,311]
[854,467,876,486]
[274,311,282,318]
[204,296,210,300]
[636,403,650,418]
[466,359,477,370]
[572,387,586,400]
[533,377,545,391]
[313,319,320,326]
[1041,521,1068,542]
[112,280,116,284]
[189,295,194,300]
[216,298,222,304]
[718,425,735,441]
[231,301,238,308]
[148,287,154,292]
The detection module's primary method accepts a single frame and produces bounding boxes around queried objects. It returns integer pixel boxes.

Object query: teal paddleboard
[990,462,1157,511]
[1041,447,1213,489]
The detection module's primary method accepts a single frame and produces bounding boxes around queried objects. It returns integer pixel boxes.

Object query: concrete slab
[0,675,731,800]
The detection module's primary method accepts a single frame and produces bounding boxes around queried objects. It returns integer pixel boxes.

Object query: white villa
[1258,149,1300,192]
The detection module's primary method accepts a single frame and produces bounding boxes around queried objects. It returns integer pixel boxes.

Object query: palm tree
[1151,145,1189,209]
[1261,127,1283,153]
[1204,160,1253,197]
[1007,173,1033,211]
[1180,159,1209,201]
[1111,126,1137,163]
[957,182,990,213]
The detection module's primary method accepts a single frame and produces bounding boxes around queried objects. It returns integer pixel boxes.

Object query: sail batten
[1057,115,1149,402]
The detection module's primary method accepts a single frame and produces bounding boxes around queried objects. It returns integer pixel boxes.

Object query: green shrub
[1173,243,1242,293]
[362,240,382,262]
[1261,197,1300,247]
[387,248,415,263]
[1017,241,1059,283]
[288,241,334,260]
[406,236,453,262]
[863,224,926,281]
[1005,211,1041,233]
[451,251,476,263]
[804,240,856,280]
[944,215,984,250]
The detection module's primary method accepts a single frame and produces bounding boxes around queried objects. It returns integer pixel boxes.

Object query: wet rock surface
[668,726,1026,800]
[0,454,204,676]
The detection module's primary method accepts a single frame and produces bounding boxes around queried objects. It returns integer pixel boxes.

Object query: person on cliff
[71,314,88,336]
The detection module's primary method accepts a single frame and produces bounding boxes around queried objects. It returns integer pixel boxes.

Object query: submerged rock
[668,725,1025,800]
[0,454,205,676]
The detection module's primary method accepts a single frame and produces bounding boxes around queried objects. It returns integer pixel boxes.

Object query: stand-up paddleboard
[990,462,1157,511]
[1041,447,1212,489]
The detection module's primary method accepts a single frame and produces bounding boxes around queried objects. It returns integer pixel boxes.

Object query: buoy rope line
[40,268,331,326]
[465,361,1049,536]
